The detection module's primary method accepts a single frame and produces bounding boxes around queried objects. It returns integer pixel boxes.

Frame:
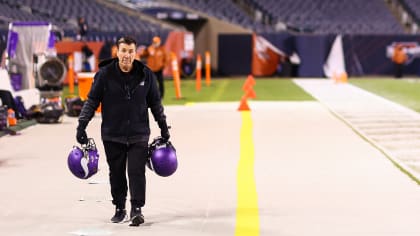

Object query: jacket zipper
[124,80,143,144]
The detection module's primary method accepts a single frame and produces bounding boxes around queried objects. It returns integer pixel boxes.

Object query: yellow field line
[235,111,260,236]
[211,80,228,101]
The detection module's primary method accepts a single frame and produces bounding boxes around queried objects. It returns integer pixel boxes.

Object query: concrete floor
[1,101,420,236]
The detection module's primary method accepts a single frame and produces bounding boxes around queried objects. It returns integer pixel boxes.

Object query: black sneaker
[111,208,128,223]
[129,207,144,226]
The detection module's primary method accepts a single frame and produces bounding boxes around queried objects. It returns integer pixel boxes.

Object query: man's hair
[117,36,137,48]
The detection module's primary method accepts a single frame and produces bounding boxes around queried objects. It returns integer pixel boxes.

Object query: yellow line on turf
[211,80,228,101]
[235,111,260,236]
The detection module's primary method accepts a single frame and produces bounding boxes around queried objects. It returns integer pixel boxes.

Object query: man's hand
[158,120,170,142]
[76,129,88,145]
[161,128,170,142]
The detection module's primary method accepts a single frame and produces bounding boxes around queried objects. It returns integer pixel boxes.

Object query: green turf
[0,119,37,137]
[350,78,420,112]
[62,86,79,99]
[62,78,315,105]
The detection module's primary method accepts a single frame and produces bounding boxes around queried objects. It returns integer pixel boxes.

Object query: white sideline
[293,78,420,182]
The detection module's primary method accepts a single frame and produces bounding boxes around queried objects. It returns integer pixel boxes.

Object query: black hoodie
[78,58,166,144]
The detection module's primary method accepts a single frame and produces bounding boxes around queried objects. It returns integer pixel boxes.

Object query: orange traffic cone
[238,96,250,111]
[339,72,348,83]
[243,76,255,90]
[205,51,211,86]
[242,75,256,99]
[196,54,202,92]
[246,74,256,87]
[67,54,75,94]
[244,87,257,99]
[170,52,182,99]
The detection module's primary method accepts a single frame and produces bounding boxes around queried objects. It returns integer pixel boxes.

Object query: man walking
[76,36,170,226]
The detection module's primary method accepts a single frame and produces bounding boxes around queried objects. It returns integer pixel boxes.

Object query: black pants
[0,90,17,112]
[103,141,148,209]
[394,63,403,78]
[154,70,164,99]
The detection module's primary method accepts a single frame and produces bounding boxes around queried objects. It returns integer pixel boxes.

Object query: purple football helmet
[147,137,178,177]
[67,138,99,179]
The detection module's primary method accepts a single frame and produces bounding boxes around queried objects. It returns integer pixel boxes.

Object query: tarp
[251,33,284,76]
[162,31,194,77]
[6,21,51,90]
[324,35,346,79]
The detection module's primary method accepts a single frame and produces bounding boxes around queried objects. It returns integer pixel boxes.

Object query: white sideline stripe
[330,108,420,182]
[293,79,420,183]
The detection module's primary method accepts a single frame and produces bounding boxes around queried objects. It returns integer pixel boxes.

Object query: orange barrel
[77,72,101,112]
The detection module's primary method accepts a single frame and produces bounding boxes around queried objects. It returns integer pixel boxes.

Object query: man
[77,17,88,41]
[0,89,23,119]
[76,36,170,226]
[392,44,407,78]
[140,36,167,99]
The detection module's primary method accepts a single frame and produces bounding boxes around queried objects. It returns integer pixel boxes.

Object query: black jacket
[78,58,166,144]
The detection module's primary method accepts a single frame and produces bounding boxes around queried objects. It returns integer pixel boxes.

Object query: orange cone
[67,54,75,94]
[237,96,250,111]
[205,51,211,86]
[244,87,257,99]
[339,72,348,83]
[242,80,252,91]
[243,81,256,96]
[246,74,256,86]
[196,54,202,92]
[170,52,182,99]
[243,75,255,90]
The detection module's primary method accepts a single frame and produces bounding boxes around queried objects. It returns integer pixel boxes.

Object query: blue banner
[7,31,18,59]
[48,32,55,49]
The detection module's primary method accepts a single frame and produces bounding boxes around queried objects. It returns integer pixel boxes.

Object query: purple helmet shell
[147,137,177,177]
[67,138,99,179]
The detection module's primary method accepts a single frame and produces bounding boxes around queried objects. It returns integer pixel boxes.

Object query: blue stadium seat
[0,0,171,42]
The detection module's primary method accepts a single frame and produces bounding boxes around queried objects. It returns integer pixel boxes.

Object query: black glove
[76,129,88,145]
[158,120,170,142]
[76,121,89,145]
